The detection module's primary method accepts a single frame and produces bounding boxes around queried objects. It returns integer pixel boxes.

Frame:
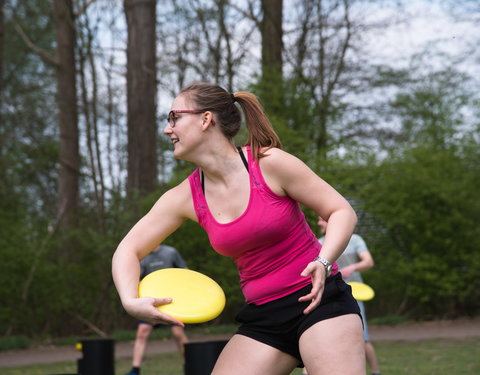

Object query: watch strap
[314,256,332,277]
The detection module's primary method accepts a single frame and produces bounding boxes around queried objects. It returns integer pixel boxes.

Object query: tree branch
[75,0,96,18]
[70,312,108,337]
[12,18,58,66]
[226,0,261,28]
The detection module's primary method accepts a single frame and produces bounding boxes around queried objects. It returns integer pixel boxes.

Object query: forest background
[1,0,479,340]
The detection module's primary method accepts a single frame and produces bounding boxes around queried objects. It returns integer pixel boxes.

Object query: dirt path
[1,318,479,368]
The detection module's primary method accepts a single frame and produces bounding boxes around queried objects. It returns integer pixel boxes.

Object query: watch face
[326,265,332,277]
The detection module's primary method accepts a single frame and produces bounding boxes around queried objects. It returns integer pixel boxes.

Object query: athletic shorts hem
[235,273,361,367]
[235,332,299,364]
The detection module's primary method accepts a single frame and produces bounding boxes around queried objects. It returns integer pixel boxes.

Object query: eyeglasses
[167,110,204,128]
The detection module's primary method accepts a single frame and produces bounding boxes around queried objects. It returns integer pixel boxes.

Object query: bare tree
[53,0,80,230]
[124,0,157,199]
[156,0,256,97]
[282,0,409,161]
[77,8,106,230]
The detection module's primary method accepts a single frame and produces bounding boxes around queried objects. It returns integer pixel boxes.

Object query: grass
[1,337,479,375]
[373,338,480,375]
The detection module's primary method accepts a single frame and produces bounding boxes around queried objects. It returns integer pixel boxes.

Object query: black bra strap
[237,146,249,171]
[201,146,249,194]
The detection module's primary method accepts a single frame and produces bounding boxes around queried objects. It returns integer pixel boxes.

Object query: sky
[362,1,478,75]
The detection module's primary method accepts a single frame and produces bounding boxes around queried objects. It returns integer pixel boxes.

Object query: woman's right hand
[123,296,185,327]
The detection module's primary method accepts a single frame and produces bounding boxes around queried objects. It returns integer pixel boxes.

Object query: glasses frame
[167,110,205,128]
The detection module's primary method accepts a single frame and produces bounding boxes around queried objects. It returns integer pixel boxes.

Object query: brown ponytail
[180,82,282,160]
[234,91,282,160]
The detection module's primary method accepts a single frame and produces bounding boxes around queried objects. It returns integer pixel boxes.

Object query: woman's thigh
[212,334,299,375]
[299,314,365,375]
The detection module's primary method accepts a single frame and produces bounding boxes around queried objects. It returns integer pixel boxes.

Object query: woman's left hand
[298,260,327,314]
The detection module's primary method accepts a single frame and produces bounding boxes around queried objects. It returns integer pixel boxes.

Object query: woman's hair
[180,82,282,160]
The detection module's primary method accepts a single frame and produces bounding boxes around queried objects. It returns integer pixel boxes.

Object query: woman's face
[164,94,204,158]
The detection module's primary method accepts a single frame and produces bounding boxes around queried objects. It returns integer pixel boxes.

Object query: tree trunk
[260,0,284,114]
[0,0,4,118]
[124,0,157,199]
[261,0,283,79]
[0,0,4,181]
[53,0,80,230]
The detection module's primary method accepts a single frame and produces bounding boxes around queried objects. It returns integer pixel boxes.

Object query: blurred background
[1,0,479,343]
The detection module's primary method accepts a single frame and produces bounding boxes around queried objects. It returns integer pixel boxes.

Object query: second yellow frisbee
[348,281,375,301]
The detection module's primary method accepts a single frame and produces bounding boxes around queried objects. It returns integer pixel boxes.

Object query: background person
[125,245,189,375]
[113,82,365,375]
[317,217,381,375]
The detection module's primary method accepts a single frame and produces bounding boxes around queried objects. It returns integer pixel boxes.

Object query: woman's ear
[201,111,214,130]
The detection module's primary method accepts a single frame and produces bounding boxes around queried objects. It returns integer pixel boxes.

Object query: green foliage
[0,2,59,338]
[388,67,471,151]
[0,181,35,335]
[349,145,480,319]
[3,0,58,209]
[249,74,332,164]
[0,335,29,351]
[312,61,480,320]
[369,315,410,326]
[0,188,139,337]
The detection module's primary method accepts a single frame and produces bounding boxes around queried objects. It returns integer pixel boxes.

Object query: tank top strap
[245,146,266,190]
[188,169,209,226]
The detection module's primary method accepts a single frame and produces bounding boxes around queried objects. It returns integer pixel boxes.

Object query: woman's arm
[260,148,357,313]
[341,250,374,280]
[112,179,195,326]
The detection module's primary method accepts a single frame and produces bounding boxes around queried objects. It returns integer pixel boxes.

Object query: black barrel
[77,338,115,375]
[184,340,228,375]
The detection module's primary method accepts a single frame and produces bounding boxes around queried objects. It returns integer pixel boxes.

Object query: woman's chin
[172,147,187,161]
[172,145,197,163]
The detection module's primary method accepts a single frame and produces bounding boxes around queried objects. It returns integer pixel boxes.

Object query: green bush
[0,335,29,351]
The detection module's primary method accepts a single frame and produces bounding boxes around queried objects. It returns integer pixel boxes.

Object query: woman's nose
[163,123,173,134]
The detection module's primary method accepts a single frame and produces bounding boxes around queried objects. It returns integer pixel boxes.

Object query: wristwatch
[314,256,332,277]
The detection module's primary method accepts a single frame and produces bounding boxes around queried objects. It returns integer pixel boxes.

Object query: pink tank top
[188,146,338,304]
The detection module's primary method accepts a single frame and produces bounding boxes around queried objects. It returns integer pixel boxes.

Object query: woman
[112,82,365,375]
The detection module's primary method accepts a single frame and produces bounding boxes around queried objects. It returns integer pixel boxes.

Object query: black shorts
[235,273,361,366]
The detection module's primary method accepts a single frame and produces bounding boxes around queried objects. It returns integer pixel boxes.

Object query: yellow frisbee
[138,268,226,324]
[348,281,375,301]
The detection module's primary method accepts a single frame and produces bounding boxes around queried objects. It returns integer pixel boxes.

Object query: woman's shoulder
[259,147,306,171]
[152,178,195,217]
[256,148,311,196]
